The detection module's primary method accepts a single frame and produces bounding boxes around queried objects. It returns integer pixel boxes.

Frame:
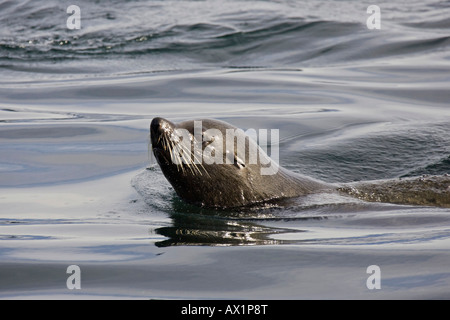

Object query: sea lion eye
[234,154,245,169]
[225,150,245,169]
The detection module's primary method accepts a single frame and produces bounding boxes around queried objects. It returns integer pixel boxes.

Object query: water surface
[0,0,450,299]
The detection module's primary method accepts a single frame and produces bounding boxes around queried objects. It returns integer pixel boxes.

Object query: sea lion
[150,117,450,209]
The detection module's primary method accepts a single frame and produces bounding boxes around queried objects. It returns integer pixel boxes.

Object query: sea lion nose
[150,117,175,145]
[150,117,163,136]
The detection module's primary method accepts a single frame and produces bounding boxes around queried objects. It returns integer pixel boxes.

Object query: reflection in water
[154,213,299,247]
[152,192,316,247]
[151,195,450,247]
[154,209,450,248]
[152,194,357,247]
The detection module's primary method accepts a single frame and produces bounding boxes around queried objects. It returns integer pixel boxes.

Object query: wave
[1,0,450,77]
[403,156,450,177]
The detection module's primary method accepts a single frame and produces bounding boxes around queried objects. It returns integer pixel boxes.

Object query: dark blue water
[0,0,449,299]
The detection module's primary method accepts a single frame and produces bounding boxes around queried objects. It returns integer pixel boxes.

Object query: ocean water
[0,0,449,299]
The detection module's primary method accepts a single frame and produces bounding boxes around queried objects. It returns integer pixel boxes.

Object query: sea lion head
[150,117,449,209]
[150,117,281,208]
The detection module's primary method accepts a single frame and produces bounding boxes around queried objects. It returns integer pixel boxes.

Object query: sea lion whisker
[175,140,201,176]
[180,141,206,177]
